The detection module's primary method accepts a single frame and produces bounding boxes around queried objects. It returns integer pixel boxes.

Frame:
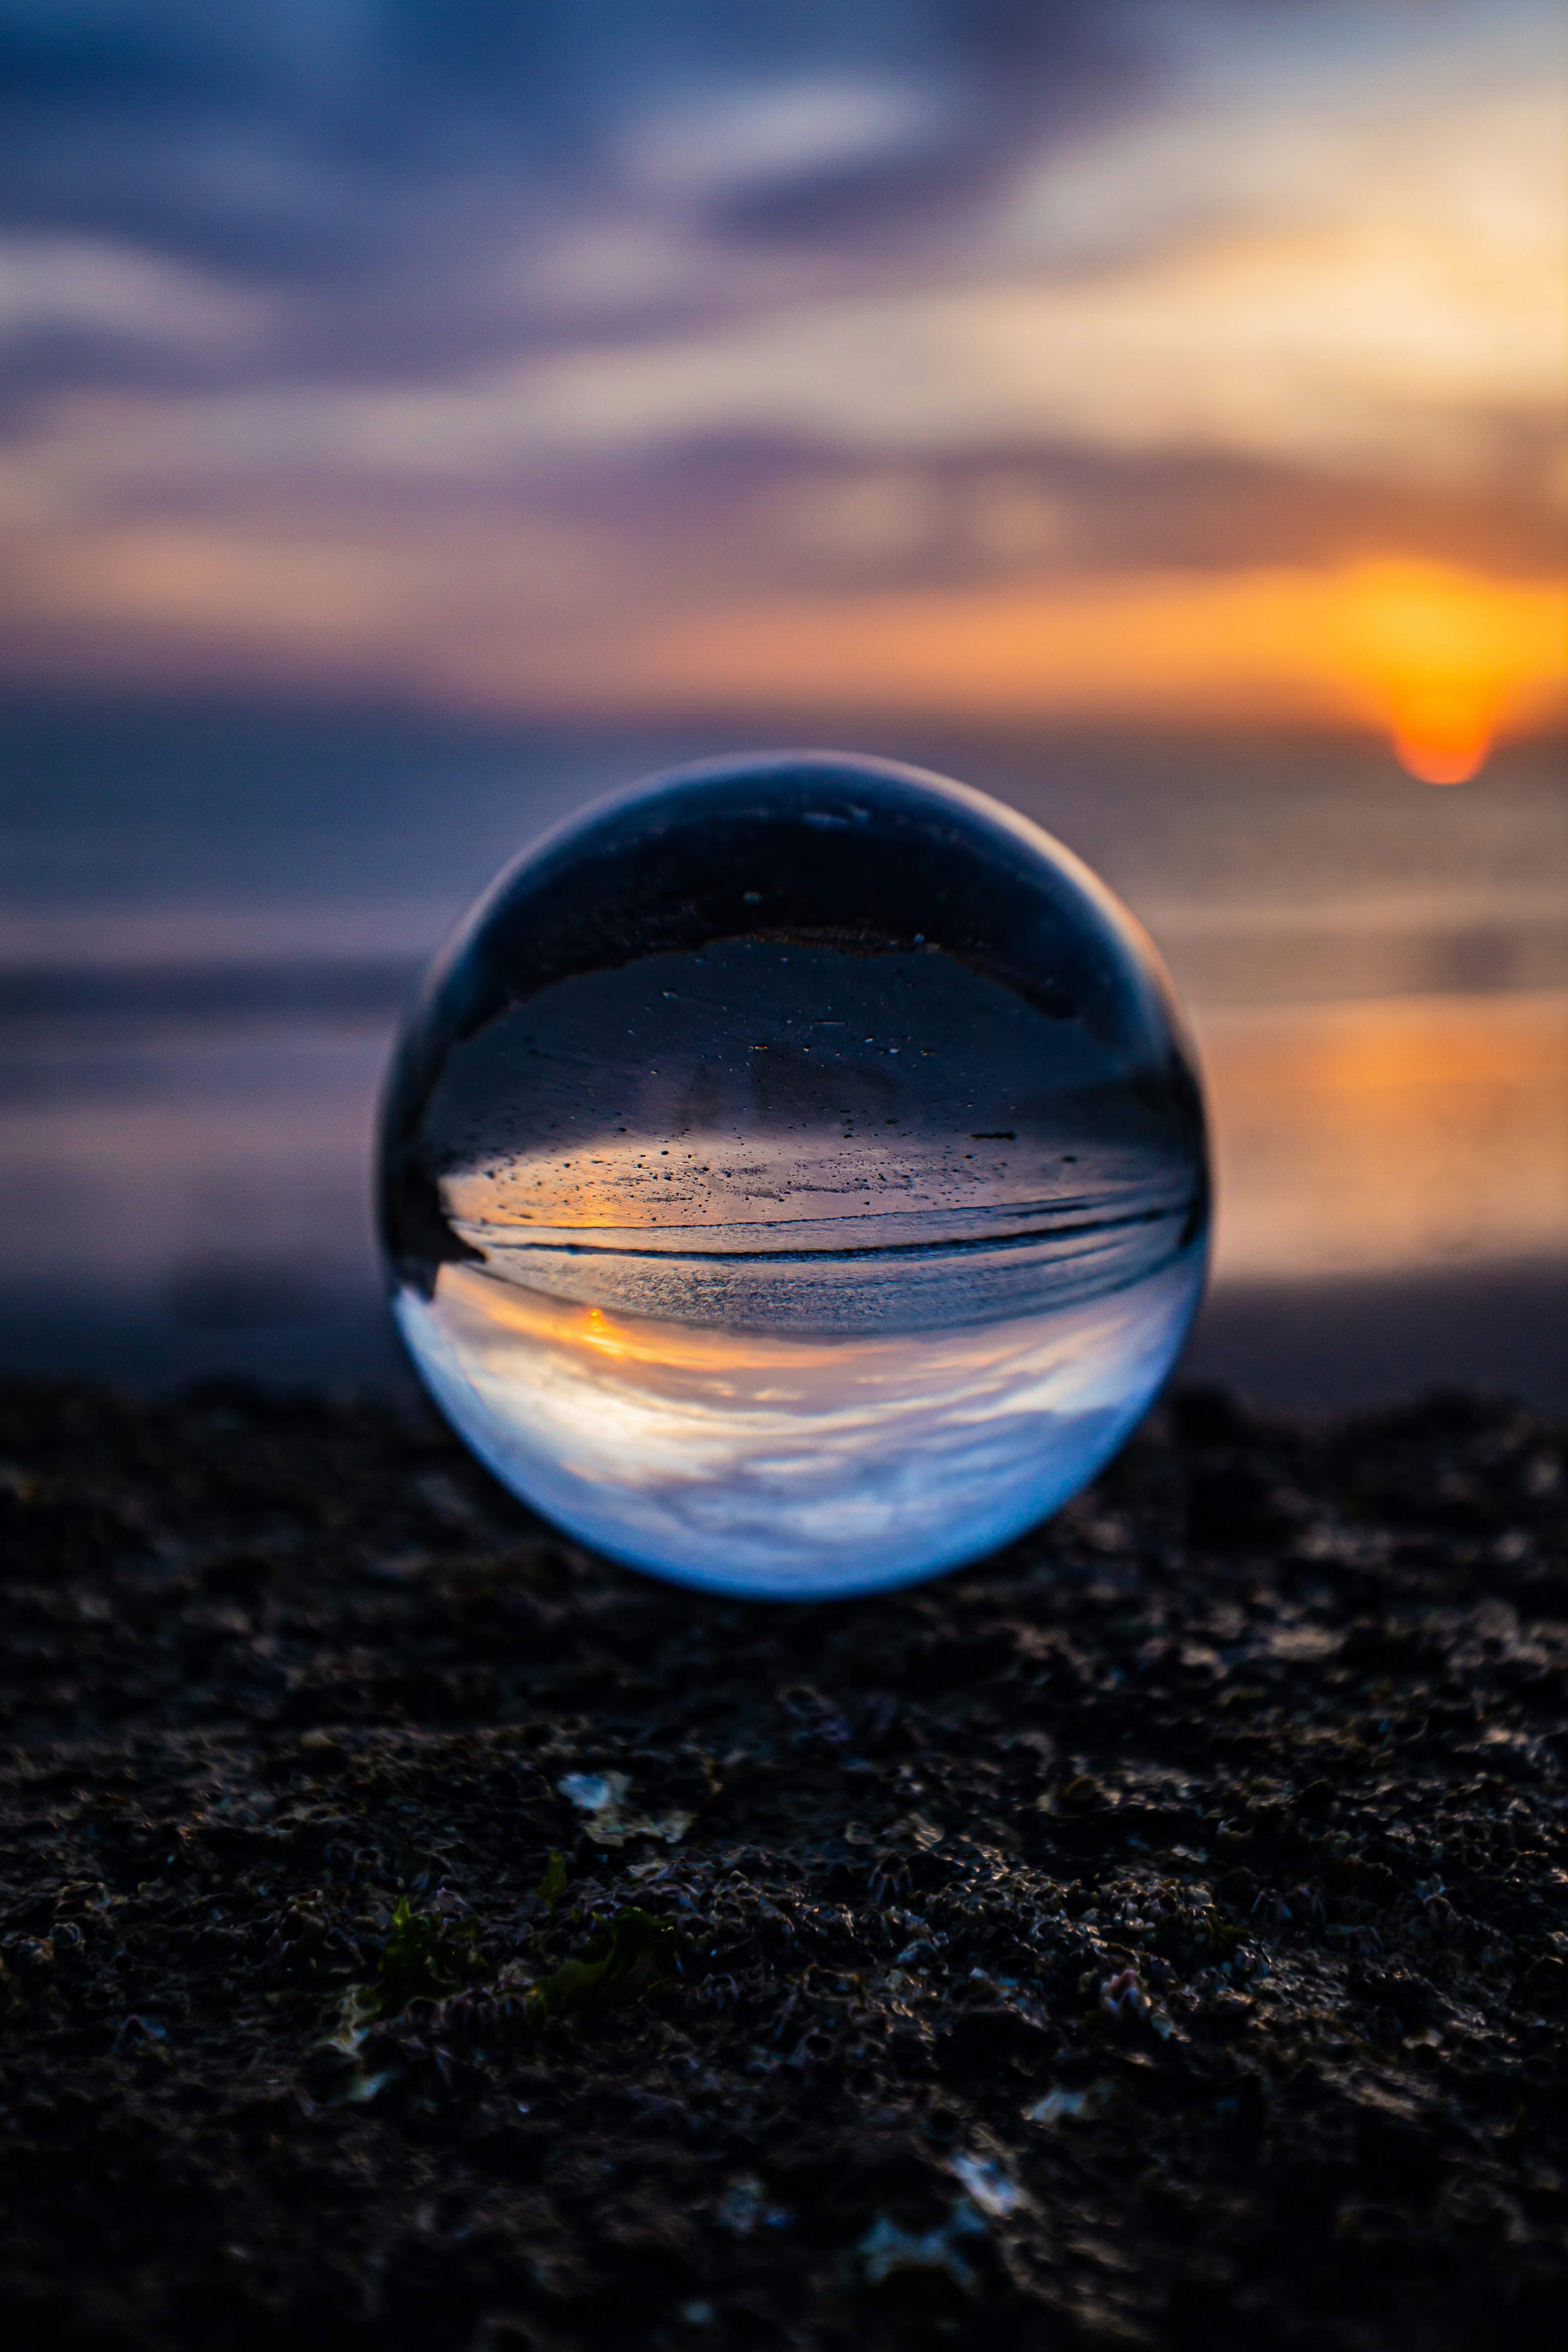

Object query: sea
[2,698,1564,1405]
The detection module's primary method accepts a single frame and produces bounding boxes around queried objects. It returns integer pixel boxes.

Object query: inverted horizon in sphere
[379,751,1209,1596]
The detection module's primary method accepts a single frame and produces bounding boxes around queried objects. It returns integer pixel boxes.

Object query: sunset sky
[0,0,1562,776]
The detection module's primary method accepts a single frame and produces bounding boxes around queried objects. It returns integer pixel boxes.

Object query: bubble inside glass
[379,754,1208,1597]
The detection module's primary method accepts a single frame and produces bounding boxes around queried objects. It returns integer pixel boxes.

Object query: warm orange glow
[441,1265,838,1379]
[11,512,1564,754]
[597,558,1567,767]
[1202,989,1568,1279]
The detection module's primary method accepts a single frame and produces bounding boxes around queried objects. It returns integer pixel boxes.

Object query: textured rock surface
[1,1376,1566,2350]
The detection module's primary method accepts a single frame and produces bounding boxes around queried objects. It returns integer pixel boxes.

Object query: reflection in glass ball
[379,753,1208,1597]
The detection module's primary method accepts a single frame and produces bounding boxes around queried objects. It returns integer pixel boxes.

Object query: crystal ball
[379,753,1208,1597]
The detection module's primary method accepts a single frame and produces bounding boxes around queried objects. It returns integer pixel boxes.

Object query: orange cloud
[7,513,1562,774]
[605,558,1566,779]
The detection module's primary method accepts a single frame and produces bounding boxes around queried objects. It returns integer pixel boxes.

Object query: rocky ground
[1,1374,1566,2351]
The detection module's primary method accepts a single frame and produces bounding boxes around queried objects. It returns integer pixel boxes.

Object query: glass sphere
[379,753,1208,1597]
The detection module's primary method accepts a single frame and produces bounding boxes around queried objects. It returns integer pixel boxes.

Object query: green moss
[369,1897,487,2017]
[346,1899,676,2033]
[534,1849,568,1916]
[537,1907,676,2020]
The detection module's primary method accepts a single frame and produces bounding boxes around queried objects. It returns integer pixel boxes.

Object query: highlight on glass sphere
[379,753,1209,1599]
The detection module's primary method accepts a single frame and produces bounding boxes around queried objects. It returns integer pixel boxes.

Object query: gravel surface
[2,1375,1566,2351]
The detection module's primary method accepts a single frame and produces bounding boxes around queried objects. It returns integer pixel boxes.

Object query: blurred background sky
[0,0,1564,1403]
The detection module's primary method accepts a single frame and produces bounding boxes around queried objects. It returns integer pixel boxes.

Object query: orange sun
[1387,693,1496,786]
[1332,561,1565,785]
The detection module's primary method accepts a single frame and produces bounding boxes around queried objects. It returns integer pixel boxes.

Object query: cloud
[357,210,1552,483]
[6,180,1552,535]
[0,234,273,427]
[0,3,1156,351]
[570,561,1568,782]
[0,0,1560,733]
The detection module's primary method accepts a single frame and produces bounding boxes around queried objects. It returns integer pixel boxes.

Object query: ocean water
[0,699,1563,1404]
